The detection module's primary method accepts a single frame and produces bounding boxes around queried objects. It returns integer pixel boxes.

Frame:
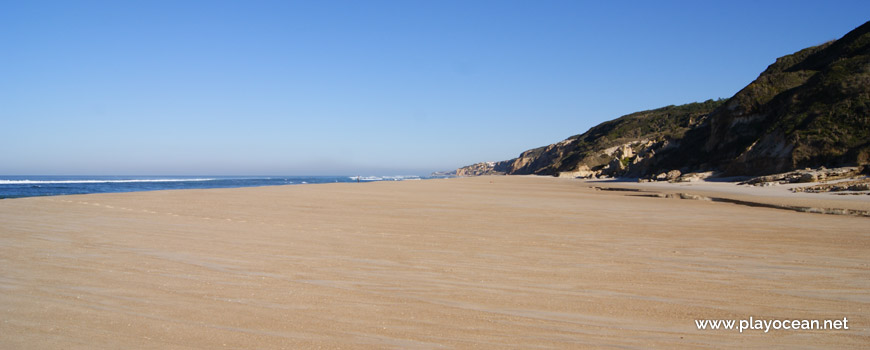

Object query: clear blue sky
[2,1,868,175]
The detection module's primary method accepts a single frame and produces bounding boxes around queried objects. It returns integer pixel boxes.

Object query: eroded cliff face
[701,21,870,175]
[457,21,870,179]
[456,100,723,178]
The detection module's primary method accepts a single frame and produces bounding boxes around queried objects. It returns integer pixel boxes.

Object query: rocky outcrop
[455,161,510,176]
[792,178,870,193]
[739,166,863,185]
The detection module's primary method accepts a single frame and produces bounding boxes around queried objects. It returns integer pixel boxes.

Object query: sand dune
[1,176,867,349]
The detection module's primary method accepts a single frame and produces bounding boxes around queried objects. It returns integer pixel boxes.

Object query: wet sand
[1,176,868,349]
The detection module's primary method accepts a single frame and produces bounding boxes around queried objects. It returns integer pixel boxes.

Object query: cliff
[458,21,870,179]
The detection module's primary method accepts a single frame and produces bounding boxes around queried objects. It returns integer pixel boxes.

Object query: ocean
[0,175,436,199]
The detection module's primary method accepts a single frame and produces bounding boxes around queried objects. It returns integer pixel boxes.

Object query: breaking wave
[0,178,217,185]
[348,175,422,181]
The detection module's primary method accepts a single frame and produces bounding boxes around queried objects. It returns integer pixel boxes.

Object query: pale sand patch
[0,176,867,349]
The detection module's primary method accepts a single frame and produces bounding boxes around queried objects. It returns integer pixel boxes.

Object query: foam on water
[0,175,440,199]
[0,178,217,185]
[349,175,422,181]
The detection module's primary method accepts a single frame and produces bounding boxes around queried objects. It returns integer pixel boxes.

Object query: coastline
[1,176,867,348]
[0,175,432,200]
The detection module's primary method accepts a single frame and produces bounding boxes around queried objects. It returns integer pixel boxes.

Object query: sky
[2,1,869,175]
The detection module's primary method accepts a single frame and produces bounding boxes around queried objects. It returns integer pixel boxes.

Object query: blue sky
[2,1,868,175]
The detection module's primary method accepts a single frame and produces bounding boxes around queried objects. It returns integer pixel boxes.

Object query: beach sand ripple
[1,176,867,349]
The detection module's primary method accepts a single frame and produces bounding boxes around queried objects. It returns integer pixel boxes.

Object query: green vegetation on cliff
[458,21,870,178]
[702,20,870,175]
[515,99,724,175]
[573,99,723,145]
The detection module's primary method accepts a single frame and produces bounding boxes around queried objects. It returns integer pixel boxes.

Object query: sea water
[0,175,436,199]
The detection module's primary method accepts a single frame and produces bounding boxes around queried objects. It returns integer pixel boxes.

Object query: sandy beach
[1,176,868,349]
